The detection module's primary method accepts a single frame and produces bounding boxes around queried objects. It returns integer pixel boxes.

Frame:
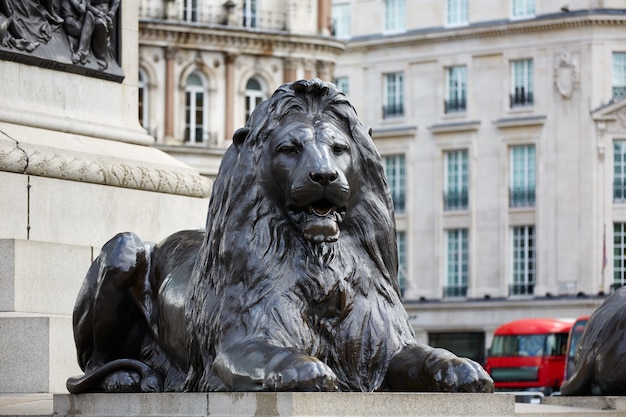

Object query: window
[614,141,626,202]
[383,72,404,118]
[183,0,198,22]
[445,229,468,298]
[334,77,349,96]
[332,3,351,40]
[184,72,208,144]
[397,231,406,296]
[384,0,405,34]
[245,77,265,123]
[614,223,626,290]
[510,59,533,107]
[445,66,467,113]
[511,225,535,296]
[242,0,257,28]
[384,154,406,212]
[446,0,468,26]
[613,52,626,102]
[511,0,534,19]
[138,68,149,132]
[510,145,536,207]
[444,150,468,210]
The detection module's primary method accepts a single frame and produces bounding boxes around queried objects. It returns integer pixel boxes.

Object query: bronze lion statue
[67,79,494,393]
[561,287,626,395]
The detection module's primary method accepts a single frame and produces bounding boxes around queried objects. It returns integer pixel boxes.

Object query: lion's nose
[310,170,338,186]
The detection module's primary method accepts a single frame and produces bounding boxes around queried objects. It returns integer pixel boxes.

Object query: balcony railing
[139,3,287,32]
[444,97,466,113]
[444,190,468,211]
[510,88,533,107]
[509,186,535,208]
[613,86,626,102]
[383,103,404,118]
[509,283,535,296]
[443,285,468,298]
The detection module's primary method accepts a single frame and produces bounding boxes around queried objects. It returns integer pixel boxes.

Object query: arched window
[245,76,265,123]
[184,72,208,144]
[138,68,149,132]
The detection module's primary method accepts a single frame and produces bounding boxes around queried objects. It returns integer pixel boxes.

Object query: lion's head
[185,79,402,390]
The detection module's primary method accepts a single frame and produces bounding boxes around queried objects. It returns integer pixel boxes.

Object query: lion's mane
[183,79,415,392]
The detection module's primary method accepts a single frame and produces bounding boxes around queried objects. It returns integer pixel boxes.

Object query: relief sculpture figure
[66,79,494,394]
[60,0,118,68]
[0,0,39,51]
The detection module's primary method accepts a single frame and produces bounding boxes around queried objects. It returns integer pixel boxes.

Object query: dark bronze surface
[561,287,626,395]
[0,0,123,81]
[66,79,494,393]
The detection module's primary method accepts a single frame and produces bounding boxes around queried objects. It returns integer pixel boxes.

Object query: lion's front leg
[212,340,338,391]
[382,344,494,393]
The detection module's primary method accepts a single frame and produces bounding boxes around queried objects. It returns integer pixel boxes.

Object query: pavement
[1,393,626,416]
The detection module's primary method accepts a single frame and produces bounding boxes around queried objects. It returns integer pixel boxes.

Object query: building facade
[332,0,626,362]
[138,0,344,177]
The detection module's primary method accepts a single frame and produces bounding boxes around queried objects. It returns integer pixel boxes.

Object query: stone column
[224,53,237,141]
[304,60,314,80]
[317,0,331,35]
[283,58,297,83]
[164,47,177,142]
[316,60,332,81]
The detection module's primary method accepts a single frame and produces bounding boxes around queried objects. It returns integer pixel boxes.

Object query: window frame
[183,0,198,22]
[245,76,265,123]
[444,228,469,298]
[509,144,536,208]
[510,59,534,107]
[445,65,467,113]
[242,0,257,28]
[383,72,404,118]
[334,76,349,96]
[384,154,406,213]
[511,225,536,296]
[384,0,406,34]
[614,140,626,202]
[443,149,469,211]
[138,68,149,132]
[397,231,407,296]
[614,223,626,290]
[445,0,468,27]
[184,71,209,145]
[613,52,626,102]
[332,3,351,40]
[511,0,535,20]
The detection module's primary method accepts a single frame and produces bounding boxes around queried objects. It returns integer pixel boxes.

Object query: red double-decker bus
[484,318,574,395]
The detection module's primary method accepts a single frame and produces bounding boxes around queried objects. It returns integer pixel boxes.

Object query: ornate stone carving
[0,140,211,197]
[553,48,579,99]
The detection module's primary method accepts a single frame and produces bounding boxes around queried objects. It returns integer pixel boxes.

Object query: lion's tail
[66,359,162,394]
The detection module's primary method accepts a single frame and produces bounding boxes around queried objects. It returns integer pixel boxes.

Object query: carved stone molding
[0,140,211,198]
[554,48,579,99]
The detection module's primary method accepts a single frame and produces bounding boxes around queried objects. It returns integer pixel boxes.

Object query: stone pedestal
[0,0,211,394]
[52,393,515,417]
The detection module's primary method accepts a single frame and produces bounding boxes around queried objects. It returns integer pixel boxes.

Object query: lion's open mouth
[289,199,345,243]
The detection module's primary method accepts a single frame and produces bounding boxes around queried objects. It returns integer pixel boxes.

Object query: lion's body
[560,287,626,396]
[67,79,493,394]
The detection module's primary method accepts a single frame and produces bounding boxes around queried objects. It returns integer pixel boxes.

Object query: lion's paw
[264,358,338,391]
[426,350,494,393]
[103,370,142,392]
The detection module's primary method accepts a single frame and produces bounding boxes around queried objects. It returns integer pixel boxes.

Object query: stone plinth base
[53,392,514,417]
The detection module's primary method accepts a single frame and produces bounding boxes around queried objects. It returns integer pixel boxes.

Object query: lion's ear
[233,128,250,152]
[368,127,373,137]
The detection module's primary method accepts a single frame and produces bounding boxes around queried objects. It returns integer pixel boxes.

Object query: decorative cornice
[345,10,626,53]
[139,21,346,59]
[493,115,547,128]
[429,120,481,133]
[0,138,212,198]
[371,125,418,139]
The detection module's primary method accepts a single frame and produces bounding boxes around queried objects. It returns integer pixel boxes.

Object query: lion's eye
[278,144,300,155]
[332,144,349,156]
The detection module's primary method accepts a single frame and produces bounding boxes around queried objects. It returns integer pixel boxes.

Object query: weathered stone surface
[53,393,515,416]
